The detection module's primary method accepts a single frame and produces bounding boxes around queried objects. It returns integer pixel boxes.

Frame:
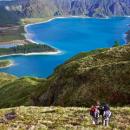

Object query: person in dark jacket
[102,104,111,127]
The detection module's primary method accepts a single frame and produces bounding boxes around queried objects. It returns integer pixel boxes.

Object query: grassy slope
[0,76,46,108]
[38,44,130,106]
[0,46,129,129]
[0,106,129,130]
[0,73,16,87]
[0,45,130,108]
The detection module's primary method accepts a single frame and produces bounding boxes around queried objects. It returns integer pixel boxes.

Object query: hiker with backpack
[90,102,112,127]
[102,104,111,127]
[90,105,100,125]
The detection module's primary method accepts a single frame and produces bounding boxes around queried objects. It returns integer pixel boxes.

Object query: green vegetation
[0,60,12,68]
[113,41,121,47]
[0,106,129,130]
[38,44,130,106]
[0,76,46,108]
[0,26,25,42]
[0,43,56,56]
[0,45,130,108]
[66,48,109,63]
[0,73,16,87]
[0,45,129,129]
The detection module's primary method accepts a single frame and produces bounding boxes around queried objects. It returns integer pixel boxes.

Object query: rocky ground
[0,106,129,130]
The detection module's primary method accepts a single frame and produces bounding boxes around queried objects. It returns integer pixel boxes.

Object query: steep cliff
[15,0,130,17]
[0,0,130,25]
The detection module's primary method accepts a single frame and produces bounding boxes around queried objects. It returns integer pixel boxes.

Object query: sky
[0,0,12,1]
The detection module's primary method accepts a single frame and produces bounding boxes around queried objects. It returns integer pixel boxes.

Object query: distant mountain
[13,0,130,17]
[0,0,20,25]
[0,0,130,25]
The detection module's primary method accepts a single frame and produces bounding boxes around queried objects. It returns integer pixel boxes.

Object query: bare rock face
[1,0,130,19]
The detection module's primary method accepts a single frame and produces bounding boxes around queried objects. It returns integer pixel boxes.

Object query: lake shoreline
[24,16,110,28]
[0,16,129,58]
[24,15,130,27]
[0,50,62,58]
[25,16,130,47]
[0,60,14,69]
[0,16,130,77]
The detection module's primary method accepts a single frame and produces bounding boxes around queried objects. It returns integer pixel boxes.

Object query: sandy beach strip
[0,49,62,58]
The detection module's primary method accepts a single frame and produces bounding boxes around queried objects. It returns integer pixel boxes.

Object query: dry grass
[21,17,53,25]
[0,106,129,130]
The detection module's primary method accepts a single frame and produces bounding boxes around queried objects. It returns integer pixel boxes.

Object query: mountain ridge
[0,0,130,25]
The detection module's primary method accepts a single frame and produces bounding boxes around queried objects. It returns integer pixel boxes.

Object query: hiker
[95,101,104,116]
[90,105,100,125]
[102,104,111,127]
[95,101,106,125]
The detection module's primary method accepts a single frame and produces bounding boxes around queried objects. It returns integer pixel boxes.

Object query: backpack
[99,106,104,116]
[90,106,99,118]
[103,110,111,119]
[90,107,96,116]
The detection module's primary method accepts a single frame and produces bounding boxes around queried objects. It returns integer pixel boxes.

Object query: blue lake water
[0,17,130,77]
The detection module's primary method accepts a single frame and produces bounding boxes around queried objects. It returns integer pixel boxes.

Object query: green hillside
[0,45,129,129]
[0,75,46,108]
[0,73,16,87]
[0,45,130,108]
[38,44,130,106]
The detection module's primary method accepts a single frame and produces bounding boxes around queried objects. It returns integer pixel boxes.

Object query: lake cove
[0,17,130,77]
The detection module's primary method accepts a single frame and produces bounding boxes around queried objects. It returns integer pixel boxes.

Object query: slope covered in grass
[0,76,46,108]
[0,73,16,87]
[38,44,130,106]
[0,106,129,130]
[0,45,130,108]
